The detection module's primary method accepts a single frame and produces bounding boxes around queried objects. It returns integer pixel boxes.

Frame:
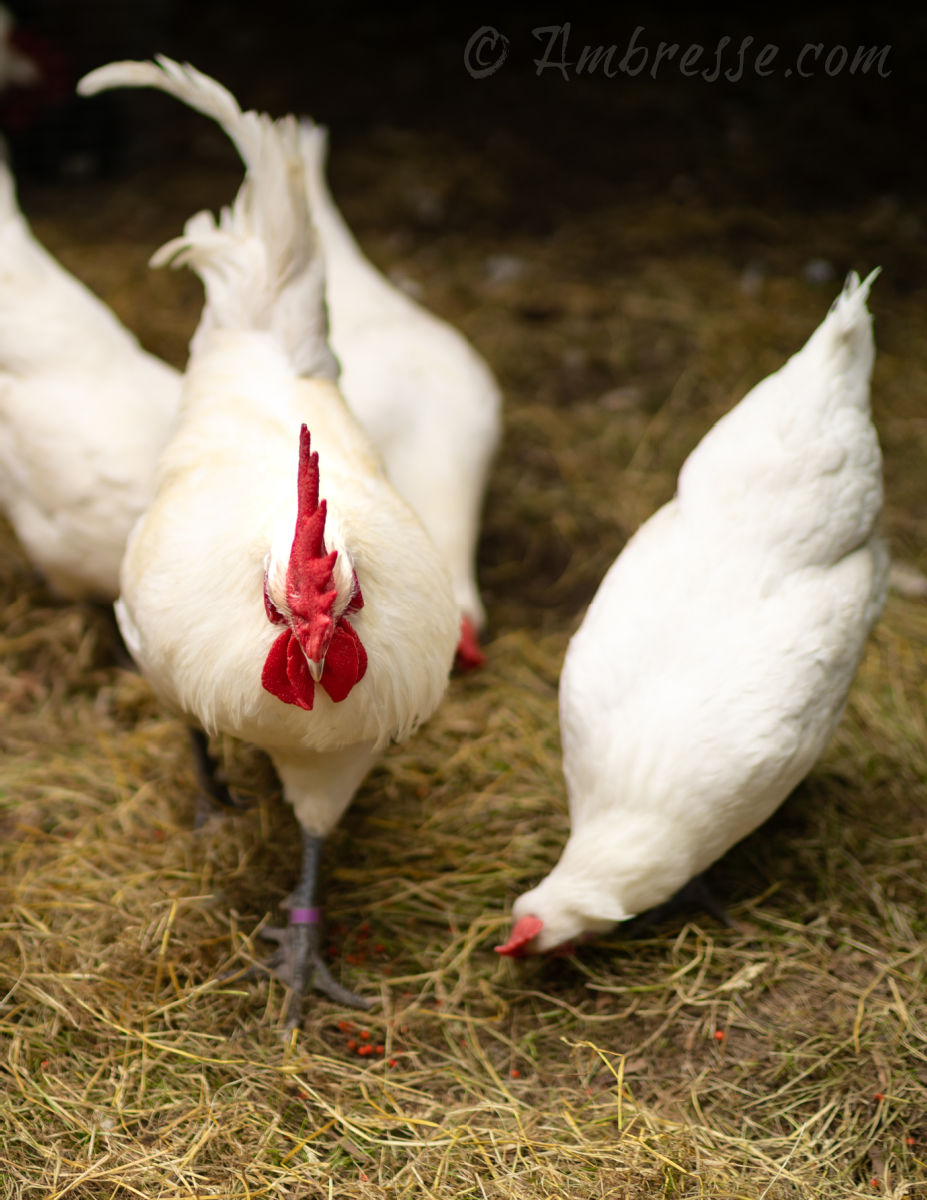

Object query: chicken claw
[221,831,373,1022]
[260,916,374,1020]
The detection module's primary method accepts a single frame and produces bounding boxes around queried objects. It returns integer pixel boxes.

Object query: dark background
[2,3,923,221]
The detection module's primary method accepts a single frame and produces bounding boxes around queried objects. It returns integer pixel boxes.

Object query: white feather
[80,56,337,382]
[0,156,180,600]
[299,119,501,634]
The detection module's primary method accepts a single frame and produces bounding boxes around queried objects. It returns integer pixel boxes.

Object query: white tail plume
[78,56,337,379]
[298,118,330,176]
[828,267,880,326]
[803,266,879,395]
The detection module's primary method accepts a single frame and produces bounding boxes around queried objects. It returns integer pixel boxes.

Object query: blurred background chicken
[497,270,888,957]
[79,56,459,1018]
[299,120,501,669]
[0,153,179,601]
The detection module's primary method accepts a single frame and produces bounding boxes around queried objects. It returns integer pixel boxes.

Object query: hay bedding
[2,10,927,1199]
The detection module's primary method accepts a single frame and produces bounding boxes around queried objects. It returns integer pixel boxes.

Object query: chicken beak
[307,658,325,682]
[495,914,545,957]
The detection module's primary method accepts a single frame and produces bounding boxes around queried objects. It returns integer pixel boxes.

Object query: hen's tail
[77,56,337,380]
[827,268,881,340]
[801,267,880,407]
[831,267,880,314]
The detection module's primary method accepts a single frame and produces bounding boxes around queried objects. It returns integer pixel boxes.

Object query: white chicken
[0,154,179,601]
[78,57,459,1014]
[299,121,501,668]
[497,271,888,956]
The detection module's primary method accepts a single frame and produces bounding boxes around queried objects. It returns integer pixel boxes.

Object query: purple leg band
[290,907,322,925]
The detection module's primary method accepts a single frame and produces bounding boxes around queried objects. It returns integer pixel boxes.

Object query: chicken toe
[261,915,374,1021]
[230,830,373,1020]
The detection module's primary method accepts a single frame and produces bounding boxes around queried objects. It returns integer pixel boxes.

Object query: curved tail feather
[78,56,337,380]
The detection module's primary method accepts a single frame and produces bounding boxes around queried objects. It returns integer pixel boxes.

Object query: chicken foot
[230,830,373,1023]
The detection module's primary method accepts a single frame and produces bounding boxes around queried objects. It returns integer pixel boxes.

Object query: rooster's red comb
[262,425,368,710]
[286,425,338,663]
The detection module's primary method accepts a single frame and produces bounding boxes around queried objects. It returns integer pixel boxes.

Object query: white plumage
[299,121,501,665]
[498,271,888,956]
[0,156,179,599]
[0,109,500,663]
[79,57,458,1013]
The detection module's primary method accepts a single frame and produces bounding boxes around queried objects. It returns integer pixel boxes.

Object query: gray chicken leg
[189,727,251,828]
[229,829,372,1024]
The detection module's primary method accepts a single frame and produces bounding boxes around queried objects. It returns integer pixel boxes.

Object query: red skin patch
[495,914,544,957]
[261,426,368,709]
[455,614,486,671]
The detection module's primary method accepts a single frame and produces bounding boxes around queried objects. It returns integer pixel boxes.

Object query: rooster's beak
[307,658,325,682]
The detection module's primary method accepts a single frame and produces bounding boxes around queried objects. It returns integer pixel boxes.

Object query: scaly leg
[252,830,373,1023]
[189,727,250,828]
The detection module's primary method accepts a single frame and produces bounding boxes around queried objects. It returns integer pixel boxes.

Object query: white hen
[0,156,180,600]
[78,57,459,1014]
[497,271,888,956]
[299,121,501,668]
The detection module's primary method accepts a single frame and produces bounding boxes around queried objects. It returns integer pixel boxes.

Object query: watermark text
[463,23,892,81]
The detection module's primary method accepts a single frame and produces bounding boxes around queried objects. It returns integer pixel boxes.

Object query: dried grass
[3,45,927,1200]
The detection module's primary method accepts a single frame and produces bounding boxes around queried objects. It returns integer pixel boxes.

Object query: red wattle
[319,619,367,702]
[261,630,316,710]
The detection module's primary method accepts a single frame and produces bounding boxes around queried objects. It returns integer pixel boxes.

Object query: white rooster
[0,155,179,601]
[299,121,501,668]
[497,271,888,957]
[78,57,459,1014]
